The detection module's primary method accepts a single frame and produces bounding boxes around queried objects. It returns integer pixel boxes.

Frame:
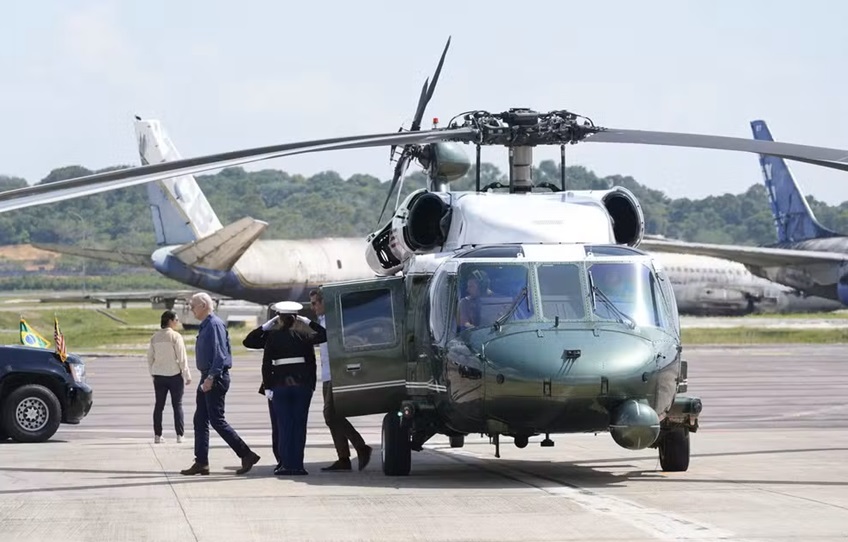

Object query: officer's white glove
[264,389,273,401]
[261,315,280,330]
[296,315,311,325]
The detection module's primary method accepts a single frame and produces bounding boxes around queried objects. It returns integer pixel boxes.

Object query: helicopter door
[322,276,407,418]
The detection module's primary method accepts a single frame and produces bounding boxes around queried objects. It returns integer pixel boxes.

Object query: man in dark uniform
[247,301,326,475]
[243,305,289,467]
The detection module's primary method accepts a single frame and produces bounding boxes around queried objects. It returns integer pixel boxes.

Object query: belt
[272,357,306,366]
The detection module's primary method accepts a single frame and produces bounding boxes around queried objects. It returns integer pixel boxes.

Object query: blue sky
[3,1,848,204]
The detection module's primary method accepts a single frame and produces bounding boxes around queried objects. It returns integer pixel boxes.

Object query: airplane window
[337,259,342,269]
[588,262,661,328]
[456,264,533,330]
[339,288,397,350]
[537,263,585,320]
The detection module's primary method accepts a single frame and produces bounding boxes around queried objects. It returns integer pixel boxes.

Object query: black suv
[0,346,93,442]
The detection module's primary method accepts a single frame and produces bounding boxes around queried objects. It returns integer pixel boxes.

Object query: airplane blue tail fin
[750,120,838,243]
[134,118,223,245]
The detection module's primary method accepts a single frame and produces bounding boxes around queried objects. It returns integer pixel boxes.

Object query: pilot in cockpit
[457,270,491,329]
[595,264,632,301]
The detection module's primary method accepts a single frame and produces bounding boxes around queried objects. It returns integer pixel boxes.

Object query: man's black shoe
[180,463,210,476]
[321,458,352,471]
[236,452,261,475]
[357,445,373,471]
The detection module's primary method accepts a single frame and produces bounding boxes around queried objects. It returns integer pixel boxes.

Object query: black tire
[658,427,690,472]
[449,435,465,448]
[1,384,62,443]
[381,412,411,476]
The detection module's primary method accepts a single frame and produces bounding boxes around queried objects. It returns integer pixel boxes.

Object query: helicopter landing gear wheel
[658,427,690,472]
[449,435,464,448]
[514,435,528,448]
[381,412,411,476]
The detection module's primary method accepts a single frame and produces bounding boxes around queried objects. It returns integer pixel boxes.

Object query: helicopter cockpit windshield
[457,264,533,330]
[587,261,661,328]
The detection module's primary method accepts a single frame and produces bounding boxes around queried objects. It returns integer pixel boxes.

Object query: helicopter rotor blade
[0,127,477,214]
[586,128,848,172]
[378,36,452,224]
[378,150,413,223]
[410,36,450,132]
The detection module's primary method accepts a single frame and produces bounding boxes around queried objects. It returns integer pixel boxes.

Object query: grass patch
[741,311,848,319]
[683,327,848,344]
[0,307,255,352]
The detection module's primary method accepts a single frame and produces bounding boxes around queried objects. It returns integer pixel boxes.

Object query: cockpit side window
[339,288,397,350]
[429,272,457,344]
[537,263,586,320]
[456,264,533,330]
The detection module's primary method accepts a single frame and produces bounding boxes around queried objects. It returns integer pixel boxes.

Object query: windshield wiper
[493,287,528,331]
[591,285,636,329]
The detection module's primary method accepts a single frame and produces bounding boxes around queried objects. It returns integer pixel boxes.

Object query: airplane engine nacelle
[365,189,452,276]
[837,272,848,306]
[563,186,645,247]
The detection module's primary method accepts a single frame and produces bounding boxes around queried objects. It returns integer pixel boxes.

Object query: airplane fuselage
[748,237,848,303]
[151,237,374,305]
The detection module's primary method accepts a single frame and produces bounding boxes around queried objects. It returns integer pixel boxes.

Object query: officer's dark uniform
[243,325,283,466]
[245,314,326,475]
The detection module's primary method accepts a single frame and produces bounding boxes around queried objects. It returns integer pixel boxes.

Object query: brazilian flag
[20,318,51,349]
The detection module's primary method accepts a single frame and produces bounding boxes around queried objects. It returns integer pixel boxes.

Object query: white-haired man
[180,292,260,476]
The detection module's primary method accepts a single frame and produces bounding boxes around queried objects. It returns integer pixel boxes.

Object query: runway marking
[708,403,848,425]
[432,446,748,542]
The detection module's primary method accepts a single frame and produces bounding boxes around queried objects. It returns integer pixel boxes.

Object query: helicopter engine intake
[365,190,452,275]
[563,186,645,247]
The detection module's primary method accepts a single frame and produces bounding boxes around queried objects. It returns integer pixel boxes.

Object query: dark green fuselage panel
[323,272,681,436]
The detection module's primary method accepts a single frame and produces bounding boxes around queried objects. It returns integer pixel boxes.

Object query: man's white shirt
[318,314,330,382]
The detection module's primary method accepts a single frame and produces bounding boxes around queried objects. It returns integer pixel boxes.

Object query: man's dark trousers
[268,398,281,465]
[323,381,366,459]
[193,370,251,465]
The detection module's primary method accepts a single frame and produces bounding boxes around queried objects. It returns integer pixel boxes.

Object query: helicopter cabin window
[588,262,661,328]
[457,264,533,330]
[339,288,397,350]
[537,263,585,320]
[429,271,457,343]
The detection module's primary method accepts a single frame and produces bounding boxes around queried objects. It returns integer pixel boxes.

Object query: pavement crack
[150,443,200,542]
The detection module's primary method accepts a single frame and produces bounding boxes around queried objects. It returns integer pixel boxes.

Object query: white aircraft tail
[134,118,224,245]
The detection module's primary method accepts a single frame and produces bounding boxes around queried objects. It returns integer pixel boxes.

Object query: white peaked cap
[270,301,303,314]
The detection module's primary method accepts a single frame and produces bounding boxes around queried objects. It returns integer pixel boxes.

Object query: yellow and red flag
[54,315,67,362]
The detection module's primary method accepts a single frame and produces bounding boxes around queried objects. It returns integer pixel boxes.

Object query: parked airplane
[652,250,841,315]
[31,118,841,316]
[641,120,848,306]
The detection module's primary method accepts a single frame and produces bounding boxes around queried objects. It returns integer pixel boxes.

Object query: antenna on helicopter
[379,37,452,224]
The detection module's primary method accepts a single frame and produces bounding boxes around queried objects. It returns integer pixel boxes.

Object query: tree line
[1,160,848,290]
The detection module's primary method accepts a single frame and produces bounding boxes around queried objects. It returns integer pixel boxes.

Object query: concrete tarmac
[1,345,847,541]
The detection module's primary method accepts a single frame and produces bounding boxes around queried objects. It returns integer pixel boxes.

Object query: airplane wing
[639,238,848,267]
[32,243,153,268]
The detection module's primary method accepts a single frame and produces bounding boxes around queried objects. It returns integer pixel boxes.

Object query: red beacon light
[432,117,439,128]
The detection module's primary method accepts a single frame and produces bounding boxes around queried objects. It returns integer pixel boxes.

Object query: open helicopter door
[321,276,408,418]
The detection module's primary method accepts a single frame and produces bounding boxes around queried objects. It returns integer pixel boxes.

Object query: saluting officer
[243,305,291,467]
[251,301,326,475]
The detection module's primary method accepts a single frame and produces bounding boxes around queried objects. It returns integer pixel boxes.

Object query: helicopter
[4,38,848,476]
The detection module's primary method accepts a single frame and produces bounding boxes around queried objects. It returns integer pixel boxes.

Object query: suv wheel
[1,384,62,443]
